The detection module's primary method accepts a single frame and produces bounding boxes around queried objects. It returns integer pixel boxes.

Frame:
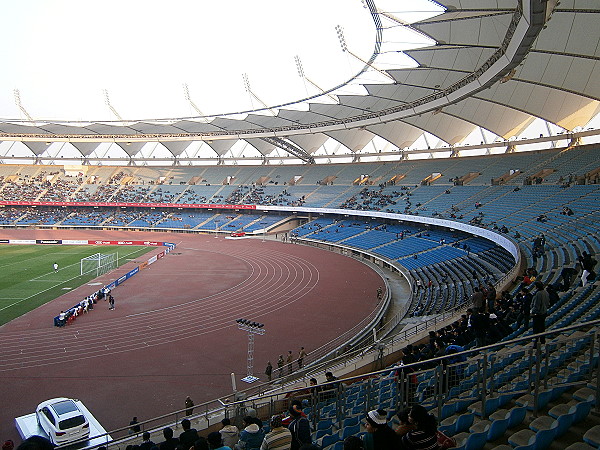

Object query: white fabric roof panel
[161,141,192,157]
[413,13,512,47]
[116,142,146,157]
[355,82,437,108]
[417,10,511,24]
[207,140,236,157]
[85,124,139,135]
[360,83,414,104]
[287,134,329,154]
[404,46,496,74]
[244,138,276,156]
[277,109,333,125]
[553,0,600,9]
[337,94,405,112]
[477,80,600,130]
[365,122,423,149]
[41,124,98,135]
[531,12,600,58]
[402,112,476,145]
[210,117,262,131]
[309,103,369,119]
[170,121,224,133]
[245,114,297,128]
[71,142,102,157]
[21,141,52,156]
[442,0,516,9]
[325,128,375,153]
[558,13,600,58]
[384,68,465,92]
[0,123,50,134]
[129,122,192,135]
[444,96,535,138]
[517,53,600,101]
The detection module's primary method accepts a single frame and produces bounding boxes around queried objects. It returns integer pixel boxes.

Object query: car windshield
[52,400,78,416]
[58,415,86,430]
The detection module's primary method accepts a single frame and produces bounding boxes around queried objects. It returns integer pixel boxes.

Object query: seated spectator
[395,408,415,438]
[140,432,155,450]
[193,439,209,450]
[179,418,200,449]
[220,418,239,450]
[260,415,292,450]
[159,427,179,450]
[362,409,399,450]
[207,432,229,450]
[400,405,438,449]
[321,371,340,400]
[235,416,264,450]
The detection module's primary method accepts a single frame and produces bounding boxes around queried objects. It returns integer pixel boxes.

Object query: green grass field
[0,245,153,325]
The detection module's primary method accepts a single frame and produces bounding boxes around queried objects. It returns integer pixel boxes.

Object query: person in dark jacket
[179,419,200,450]
[531,281,550,344]
[400,404,439,449]
[287,404,311,450]
[362,409,399,450]
[159,427,179,450]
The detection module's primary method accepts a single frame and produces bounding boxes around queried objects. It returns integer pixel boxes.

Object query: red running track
[0,230,383,442]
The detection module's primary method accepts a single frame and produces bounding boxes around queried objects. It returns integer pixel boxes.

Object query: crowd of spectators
[340,186,412,212]
[112,186,153,203]
[124,402,449,450]
[0,178,45,201]
[223,185,305,207]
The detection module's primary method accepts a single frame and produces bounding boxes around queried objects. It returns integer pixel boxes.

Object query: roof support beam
[260,137,315,164]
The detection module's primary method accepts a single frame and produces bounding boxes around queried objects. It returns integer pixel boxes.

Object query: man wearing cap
[362,409,398,450]
[287,403,310,450]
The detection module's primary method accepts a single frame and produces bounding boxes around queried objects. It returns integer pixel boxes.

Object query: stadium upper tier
[0,0,599,165]
[0,144,598,208]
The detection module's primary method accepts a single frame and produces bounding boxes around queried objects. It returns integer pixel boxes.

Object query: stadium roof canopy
[0,0,599,165]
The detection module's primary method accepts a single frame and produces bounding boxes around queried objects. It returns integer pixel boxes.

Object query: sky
[0,0,443,123]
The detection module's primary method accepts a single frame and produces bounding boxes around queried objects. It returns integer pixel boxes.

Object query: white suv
[36,398,90,445]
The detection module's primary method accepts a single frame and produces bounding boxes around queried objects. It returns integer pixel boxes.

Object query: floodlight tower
[182,83,209,123]
[294,55,338,102]
[103,89,124,121]
[335,25,395,82]
[236,319,266,383]
[242,73,276,116]
[359,0,409,26]
[13,89,34,122]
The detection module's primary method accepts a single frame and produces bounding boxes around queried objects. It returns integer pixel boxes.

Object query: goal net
[80,253,117,277]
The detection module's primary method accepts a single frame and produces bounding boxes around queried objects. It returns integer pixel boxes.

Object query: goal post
[80,252,118,277]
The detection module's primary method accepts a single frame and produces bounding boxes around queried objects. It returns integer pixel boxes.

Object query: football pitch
[0,245,153,325]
